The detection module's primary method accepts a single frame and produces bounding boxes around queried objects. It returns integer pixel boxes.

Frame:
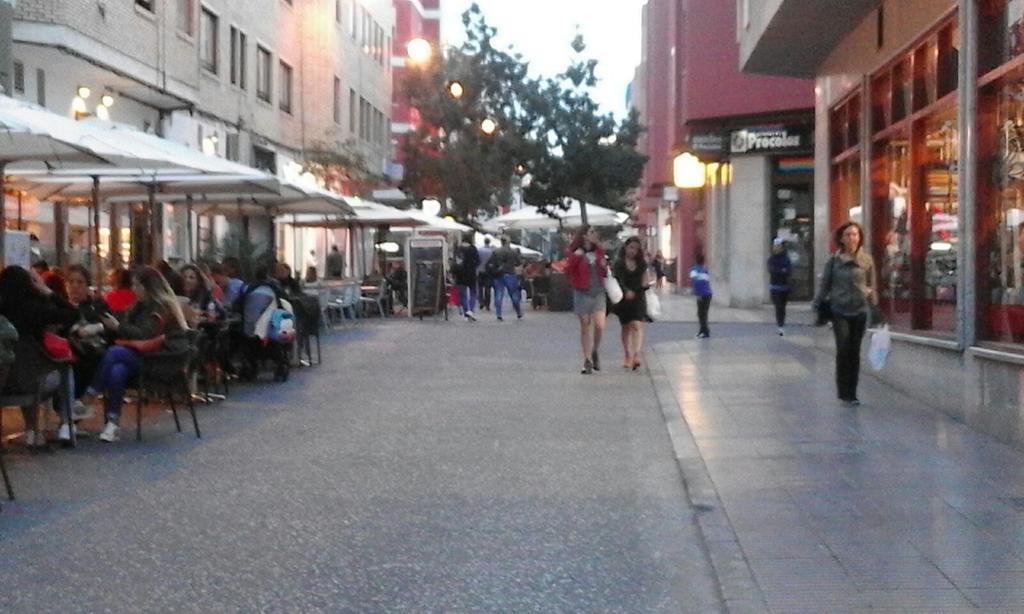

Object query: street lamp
[673,152,706,189]
[406,38,433,65]
[480,117,498,136]
[447,81,465,100]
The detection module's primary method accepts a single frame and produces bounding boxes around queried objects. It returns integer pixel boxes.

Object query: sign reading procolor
[730,126,810,155]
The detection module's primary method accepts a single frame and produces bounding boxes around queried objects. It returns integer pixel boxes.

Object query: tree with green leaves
[400,3,646,226]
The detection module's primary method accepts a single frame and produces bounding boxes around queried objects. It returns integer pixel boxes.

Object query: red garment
[564,246,607,291]
[104,288,136,313]
[210,283,224,302]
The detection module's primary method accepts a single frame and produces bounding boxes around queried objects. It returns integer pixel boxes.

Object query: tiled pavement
[647,296,1024,613]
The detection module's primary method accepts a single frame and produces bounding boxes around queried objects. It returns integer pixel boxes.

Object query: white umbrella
[483,200,627,231]
[0,96,204,265]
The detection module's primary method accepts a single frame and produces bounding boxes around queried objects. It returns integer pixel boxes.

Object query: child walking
[690,254,712,338]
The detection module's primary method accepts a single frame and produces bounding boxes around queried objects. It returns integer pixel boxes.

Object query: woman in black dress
[614,237,654,370]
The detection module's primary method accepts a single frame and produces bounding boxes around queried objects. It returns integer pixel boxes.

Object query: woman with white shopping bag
[565,226,609,375]
[813,221,878,406]
[612,237,655,371]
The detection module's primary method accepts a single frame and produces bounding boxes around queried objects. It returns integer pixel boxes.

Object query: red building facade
[634,0,814,298]
[390,0,441,178]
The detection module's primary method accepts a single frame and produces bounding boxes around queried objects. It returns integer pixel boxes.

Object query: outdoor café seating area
[0,95,423,511]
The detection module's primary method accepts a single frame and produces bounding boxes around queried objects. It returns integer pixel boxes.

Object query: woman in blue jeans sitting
[84,266,188,443]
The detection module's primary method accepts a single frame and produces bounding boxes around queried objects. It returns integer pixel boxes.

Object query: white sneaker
[24,430,41,447]
[465,311,476,321]
[99,422,119,443]
[778,327,785,336]
[57,423,75,442]
[72,399,95,421]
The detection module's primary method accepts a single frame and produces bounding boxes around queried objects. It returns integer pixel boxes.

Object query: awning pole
[16,190,22,230]
[147,183,156,265]
[186,194,194,262]
[0,164,7,267]
[92,176,101,287]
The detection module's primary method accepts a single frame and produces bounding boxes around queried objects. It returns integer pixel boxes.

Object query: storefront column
[53,201,67,267]
[958,0,978,349]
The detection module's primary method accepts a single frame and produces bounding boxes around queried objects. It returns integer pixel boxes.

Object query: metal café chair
[131,330,202,442]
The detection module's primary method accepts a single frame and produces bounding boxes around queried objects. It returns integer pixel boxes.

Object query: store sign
[730,125,811,155]
[688,132,727,154]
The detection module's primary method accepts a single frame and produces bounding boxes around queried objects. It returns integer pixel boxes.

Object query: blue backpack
[268,303,296,344]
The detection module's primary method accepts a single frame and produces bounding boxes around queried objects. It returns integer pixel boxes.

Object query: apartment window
[200,8,219,74]
[279,60,293,113]
[226,133,240,162]
[36,69,45,106]
[335,0,341,24]
[349,1,358,39]
[12,61,23,94]
[177,0,194,36]
[349,88,356,132]
[257,46,272,102]
[136,0,154,12]
[230,27,247,88]
[333,77,341,124]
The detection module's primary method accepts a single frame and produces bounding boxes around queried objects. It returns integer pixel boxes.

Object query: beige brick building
[9,0,394,262]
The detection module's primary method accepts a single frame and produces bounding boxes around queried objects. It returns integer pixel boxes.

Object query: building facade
[8,0,394,266]
[738,0,1024,449]
[632,0,814,306]
[388,0,440,183]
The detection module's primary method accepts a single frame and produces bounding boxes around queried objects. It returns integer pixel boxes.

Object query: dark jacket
[565,246,607,291]
[0,290,79,342]
[119,298,189,352]
[816,250,877,317]
[490,245,522,276]
[767,252,792,291]
[454,244,480,286]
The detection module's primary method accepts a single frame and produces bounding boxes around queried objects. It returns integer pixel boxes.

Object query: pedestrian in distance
[768,238,793,336]
[814,221,878,406]
[490,236,523,322]
[326,245,345,279]
[566,225,608,374]
[614,237,654,370]
[477,237,494,311]
[653,250,666,289]
[454,234,480,321]
[690,253,712,338]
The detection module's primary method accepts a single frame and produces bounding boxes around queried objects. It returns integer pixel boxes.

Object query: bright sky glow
[441,0,645,120]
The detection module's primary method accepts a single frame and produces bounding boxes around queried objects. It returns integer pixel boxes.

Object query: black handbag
[814,299,833,326]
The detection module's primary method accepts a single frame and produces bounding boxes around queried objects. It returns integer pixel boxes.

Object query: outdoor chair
[131,330,202,442]
[0,336,74,449]
[359,280,390,318]
[319,288,342,327]
[340,283,360,322]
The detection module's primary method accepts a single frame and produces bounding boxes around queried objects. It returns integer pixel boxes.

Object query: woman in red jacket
[565,225,608,374]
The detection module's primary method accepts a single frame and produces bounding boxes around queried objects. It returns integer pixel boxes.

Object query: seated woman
[239,266,287,381]
[180,263,219,326]
[273,262,302,296]
[103,268,136,314]
[84,266,189,443]
[65,265,111,419]
[0,266,80,447]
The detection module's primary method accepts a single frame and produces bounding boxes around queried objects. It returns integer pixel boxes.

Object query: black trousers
[770,289,789,327]
[832,312,867,400]
[696,295,711,335]
[478,274,492,309]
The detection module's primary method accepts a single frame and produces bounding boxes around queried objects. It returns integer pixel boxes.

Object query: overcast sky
[440,0,645,120]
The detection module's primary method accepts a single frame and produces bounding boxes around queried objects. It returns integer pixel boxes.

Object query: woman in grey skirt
[565,226,609,374]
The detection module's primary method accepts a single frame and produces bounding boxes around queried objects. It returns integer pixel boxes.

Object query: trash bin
[547,272,574,312]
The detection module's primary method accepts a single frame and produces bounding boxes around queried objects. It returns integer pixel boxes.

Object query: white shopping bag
[603,275,624,305]
[645,288,662,319]
[868,325,891,372]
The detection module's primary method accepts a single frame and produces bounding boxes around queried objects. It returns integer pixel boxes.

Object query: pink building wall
[635,0,813,287]
[391,0,441,167]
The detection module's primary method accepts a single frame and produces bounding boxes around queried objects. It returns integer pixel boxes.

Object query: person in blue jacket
[690,253,712,338]
[767,238,793,336]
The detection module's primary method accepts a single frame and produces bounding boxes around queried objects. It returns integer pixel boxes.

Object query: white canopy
[483,201,628,231]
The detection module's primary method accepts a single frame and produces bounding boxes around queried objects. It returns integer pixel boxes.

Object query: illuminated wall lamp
[673,152,706,189]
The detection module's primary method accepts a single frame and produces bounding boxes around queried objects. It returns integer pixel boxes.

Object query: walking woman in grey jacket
[814,221,878,406]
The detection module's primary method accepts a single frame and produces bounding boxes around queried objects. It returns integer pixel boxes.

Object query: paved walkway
[0,313,719,613]
[647,315,1024,613]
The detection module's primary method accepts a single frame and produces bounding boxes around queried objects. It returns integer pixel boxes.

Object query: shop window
[865,11,959,336]
[977,68,1024,343]
[872,135,912,330]
[830,92,862,228]
[978,0,1024,76]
